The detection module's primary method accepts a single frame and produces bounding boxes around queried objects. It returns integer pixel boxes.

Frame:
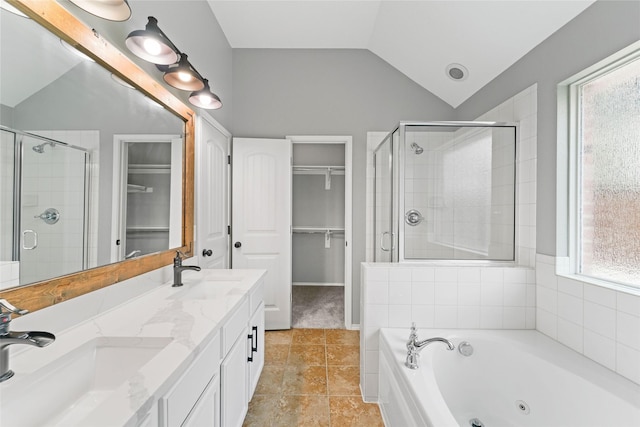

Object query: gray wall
[454,0,640,256]
[232,49,456,324]
[1,105,14,127]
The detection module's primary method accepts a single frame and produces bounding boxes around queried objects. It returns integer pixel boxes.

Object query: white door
[232,138,292,330]
[196,115,230,269]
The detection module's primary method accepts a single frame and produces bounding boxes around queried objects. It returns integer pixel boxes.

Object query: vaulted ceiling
[207,0,595,107]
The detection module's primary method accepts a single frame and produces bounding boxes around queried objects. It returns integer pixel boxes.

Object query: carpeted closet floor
[292,286,344,329]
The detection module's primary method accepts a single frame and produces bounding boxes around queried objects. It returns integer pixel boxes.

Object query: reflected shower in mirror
[0,7,183,290]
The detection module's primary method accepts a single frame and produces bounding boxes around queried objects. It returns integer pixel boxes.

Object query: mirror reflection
[0,9,184,290]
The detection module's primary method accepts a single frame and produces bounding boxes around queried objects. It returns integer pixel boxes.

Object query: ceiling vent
[446,63,468,81]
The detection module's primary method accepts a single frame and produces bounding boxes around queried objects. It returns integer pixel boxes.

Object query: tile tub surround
[359,262,536,401]
[1,268,266,427]
[536,254,640,385]
[243,328,383,427]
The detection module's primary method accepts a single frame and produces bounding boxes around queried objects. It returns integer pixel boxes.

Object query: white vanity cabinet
[220,280,265,427]
[159,332,221,427]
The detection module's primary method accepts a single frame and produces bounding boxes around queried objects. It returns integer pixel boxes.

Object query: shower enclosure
[374,122,517,263]
[1,126,89,286]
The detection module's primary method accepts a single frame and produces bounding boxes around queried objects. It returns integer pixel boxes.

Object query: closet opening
[289,136,352,329]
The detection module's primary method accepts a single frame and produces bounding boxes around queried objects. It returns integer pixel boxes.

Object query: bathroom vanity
[0,268,265,427]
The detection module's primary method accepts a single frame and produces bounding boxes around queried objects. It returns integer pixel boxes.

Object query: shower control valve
[34,208,60,225]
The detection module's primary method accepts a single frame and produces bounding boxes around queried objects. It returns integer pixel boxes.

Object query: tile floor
[243,328,384,427]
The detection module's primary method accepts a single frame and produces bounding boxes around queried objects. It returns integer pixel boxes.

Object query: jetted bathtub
[378,328,640,427]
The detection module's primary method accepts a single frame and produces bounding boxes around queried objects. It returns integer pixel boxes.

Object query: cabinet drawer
[160,332,220,427]
[222,297,249,355]
[249,279,264,315]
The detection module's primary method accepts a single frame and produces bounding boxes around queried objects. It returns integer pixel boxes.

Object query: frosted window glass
[579,57,640,286]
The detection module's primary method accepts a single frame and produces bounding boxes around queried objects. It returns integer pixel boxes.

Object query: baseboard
[346,323,360,330]
[292,282,345,287]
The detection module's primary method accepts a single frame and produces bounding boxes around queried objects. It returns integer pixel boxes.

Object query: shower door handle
[380,232,390,252]
[22,229,38,250]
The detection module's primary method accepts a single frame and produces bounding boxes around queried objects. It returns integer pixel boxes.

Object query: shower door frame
[1,126,91,280]
[395,121,518,264]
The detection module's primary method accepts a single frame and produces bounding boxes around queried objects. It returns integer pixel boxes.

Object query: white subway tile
[411,282,435,304]
[557,276,583,298]
[388,305,412,327]
[617,311,640,351]
[458,283,481,306]
[536,262,557,290]
[617,292,640,317]
[411,267,435,282]
[434,283,458,305]
[526,307,536,329]
[363,327,379,351]
[364,373,379,399]
[557,292,583,325]
[481,268,504,283]
[481,282,504,306]
[364,305,389,328]
[389,282,412,305]
[503,307,526,329]
[365,281,389,305]
[504,283,527,306]
[557,318,584,353]
[584,301,616,338]
[504,268,527,284]
[458,306,481,328]
[434,306,458,328]
[526,284,536,307]
[434,267,458,282]
[584,284,616,309]
[480,306,503,328]
[411,305,435,328]
[364,266,388,282]
[458,268,481,282]
[389,267,412,283]
[584,330,616,371]
[616,343,640,385]
[536,308,558,339]
[536,286,557,314]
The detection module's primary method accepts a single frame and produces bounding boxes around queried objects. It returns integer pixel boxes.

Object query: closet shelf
[293,165,345,190]
[292,226,344,249]
[127,183,153,193]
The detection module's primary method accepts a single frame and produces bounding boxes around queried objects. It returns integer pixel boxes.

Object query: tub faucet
[0,299,55,383]
[172,250,201,287]
[405,323,454,370]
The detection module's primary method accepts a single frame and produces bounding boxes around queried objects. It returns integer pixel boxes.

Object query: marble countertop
[0,268,266,427]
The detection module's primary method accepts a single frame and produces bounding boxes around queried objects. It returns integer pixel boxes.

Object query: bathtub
[378,328,640,427]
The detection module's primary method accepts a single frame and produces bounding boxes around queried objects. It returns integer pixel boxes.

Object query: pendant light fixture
[68,0,131,22]
[125,16,222,110]
[163,54,204,91]
[126,17,178,65]
[189,79,222,110]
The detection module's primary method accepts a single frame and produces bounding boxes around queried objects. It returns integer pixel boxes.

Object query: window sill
[555,271,640,297]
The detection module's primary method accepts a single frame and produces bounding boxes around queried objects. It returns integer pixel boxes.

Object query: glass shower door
[19,135,88,284]
[374,130,396,262]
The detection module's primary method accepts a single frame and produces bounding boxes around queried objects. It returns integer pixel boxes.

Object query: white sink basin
[0,336,172,427]
[170,280,245,300]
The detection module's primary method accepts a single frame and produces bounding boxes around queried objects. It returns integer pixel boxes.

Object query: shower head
[410,142,424,155]
[32,142,54,154]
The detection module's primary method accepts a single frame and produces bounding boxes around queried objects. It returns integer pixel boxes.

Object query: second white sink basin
[0,336,172,427]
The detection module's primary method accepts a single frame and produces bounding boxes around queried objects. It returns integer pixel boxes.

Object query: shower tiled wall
[536,254,640,385]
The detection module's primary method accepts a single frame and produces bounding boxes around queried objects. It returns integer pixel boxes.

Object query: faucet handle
[0,299,28,316]
[408,322,418,341]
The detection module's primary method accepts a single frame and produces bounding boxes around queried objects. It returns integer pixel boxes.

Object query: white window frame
[556,40,640,294]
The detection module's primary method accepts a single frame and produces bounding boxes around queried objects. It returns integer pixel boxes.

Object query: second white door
[232,138,292,330]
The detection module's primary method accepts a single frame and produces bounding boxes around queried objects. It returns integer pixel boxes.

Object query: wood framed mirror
[0,0,194,313]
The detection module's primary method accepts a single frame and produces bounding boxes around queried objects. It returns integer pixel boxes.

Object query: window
[565,45,640,289]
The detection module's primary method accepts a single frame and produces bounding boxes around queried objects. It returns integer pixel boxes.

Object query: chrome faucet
[0,299,55,383]
[405,323,454,370]
[172,250,201,287]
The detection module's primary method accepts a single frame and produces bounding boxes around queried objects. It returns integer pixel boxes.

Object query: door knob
[202,249,213,257]
[234,242,242,248]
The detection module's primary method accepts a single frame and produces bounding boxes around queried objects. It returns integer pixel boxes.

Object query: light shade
[126,17,178,65]
[189,79,222,110]
[68,0,131,21]
[163,54,204,91]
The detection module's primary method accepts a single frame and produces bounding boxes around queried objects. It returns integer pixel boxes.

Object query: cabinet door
[247,302,265,397]
[183,374,220,427]
[221,328,249,427]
